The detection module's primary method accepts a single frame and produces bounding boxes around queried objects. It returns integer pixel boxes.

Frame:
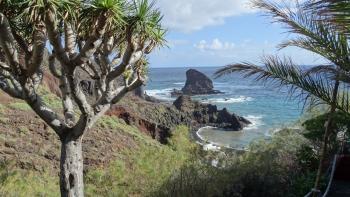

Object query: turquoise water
[146,67,302,149]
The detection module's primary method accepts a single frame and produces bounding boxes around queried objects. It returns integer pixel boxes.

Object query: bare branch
[72,14,107,66]
[48,54,61,78]
[0,13,21,73]
[80,62,98,80]
[106,46,143,84]
[25,93,66,135]
[0,82,22,99]
[8,74,22,93]
[144,41,155,54]
[30,70,43,90]
[28,23,47,76]
[60,74,75,127]
[64,22,76,56]
[86,58,100,76]
[103,36,114,54]
[0,67,23,93]
[11,30,30,56]
[67,73,93,115]
[105,27,135,81]
[111,76,144,104]
[0,71,23,99]
[44,9,70,65]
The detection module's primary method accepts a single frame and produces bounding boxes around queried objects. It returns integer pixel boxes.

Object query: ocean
[145,67,302,149]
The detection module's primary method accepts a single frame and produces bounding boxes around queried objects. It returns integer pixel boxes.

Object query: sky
[148,0,326,68]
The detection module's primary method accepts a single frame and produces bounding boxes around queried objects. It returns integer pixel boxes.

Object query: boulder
[171,69,222,96]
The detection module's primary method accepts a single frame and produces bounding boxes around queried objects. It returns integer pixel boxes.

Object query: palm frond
[253,0,350,72]
[128,0,167,46]
[305,0,350,34]
[215,55,350,112]
[79,0,126,38]
[304,65,336,75]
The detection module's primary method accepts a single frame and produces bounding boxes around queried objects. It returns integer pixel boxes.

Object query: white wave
[173,82,185,85]
[203,143,221,151]
[243,115,265,131]
[145,88,174,101]
[202,96,253,104]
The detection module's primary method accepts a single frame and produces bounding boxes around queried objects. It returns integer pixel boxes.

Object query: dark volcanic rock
[173,94,196,112]
[171,69,222,96]
[173,95,251,131]
[182,69,215,94]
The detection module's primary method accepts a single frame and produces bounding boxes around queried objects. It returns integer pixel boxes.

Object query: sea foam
[202,96,253,104]
[173,82,185,85]
[145,88,174,101]
[243,115,265,130]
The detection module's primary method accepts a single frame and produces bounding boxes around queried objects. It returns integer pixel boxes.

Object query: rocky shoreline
[110,92,252,146]
[173,95,251,131]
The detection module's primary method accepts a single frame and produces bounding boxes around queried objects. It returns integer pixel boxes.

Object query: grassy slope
[0,124,194,197]
[0,86,198,196]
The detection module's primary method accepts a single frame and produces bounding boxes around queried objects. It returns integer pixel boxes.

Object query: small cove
[146,67,303,149]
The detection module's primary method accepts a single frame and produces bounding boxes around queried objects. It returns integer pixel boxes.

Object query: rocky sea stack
[172,69,222,96]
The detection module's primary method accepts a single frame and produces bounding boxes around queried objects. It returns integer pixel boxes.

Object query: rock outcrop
[108,94,250,145]
[172,69,222,96]
[108,95,191,144]
[173,95,251,131]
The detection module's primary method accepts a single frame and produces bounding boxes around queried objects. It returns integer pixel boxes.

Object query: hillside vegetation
[0,75,346,197]
[0,93,197,196]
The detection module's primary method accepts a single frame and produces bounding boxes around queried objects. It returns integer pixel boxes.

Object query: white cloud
[158,0,255,33]
[194,38,235,51]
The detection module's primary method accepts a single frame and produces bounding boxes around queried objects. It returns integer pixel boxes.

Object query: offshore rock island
[171,69,223,96]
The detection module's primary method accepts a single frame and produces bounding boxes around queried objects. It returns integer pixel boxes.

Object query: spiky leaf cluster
[216,0,350,113]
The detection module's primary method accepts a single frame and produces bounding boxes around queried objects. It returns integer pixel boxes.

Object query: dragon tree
[0,0,165,196]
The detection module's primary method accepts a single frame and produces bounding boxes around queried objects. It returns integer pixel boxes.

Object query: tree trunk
[312,115,333,197]
[60,133,84,197]
[312,80,340,197]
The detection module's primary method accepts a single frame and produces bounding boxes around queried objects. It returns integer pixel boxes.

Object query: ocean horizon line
[149,64,325,69]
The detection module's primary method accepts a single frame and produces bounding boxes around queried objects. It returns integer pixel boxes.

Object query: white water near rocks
[146,67,302,149]
[196,115,267,150]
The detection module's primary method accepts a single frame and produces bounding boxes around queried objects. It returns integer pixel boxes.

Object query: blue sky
[149,0,325,68]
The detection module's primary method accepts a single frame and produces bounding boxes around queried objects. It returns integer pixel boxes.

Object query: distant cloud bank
[158,0,255,33]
